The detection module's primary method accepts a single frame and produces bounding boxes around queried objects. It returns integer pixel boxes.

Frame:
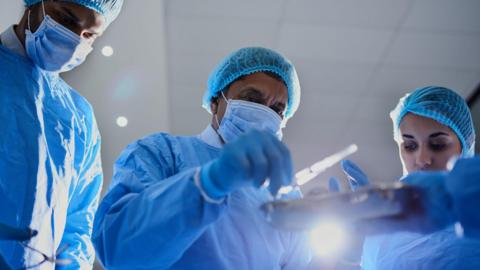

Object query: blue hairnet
[390,86,476,157]
[202,47,301,119]
[24,0,123,27]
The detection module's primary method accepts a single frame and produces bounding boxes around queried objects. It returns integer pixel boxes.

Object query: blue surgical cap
[390,86,476,157]
[202,47,301,119]
[24,0,123,27]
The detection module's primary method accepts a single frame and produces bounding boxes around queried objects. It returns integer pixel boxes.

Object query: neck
[210,119,225,145]
[14,11,29,48]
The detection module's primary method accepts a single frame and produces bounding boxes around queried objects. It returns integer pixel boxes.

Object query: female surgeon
[337,86,479,269]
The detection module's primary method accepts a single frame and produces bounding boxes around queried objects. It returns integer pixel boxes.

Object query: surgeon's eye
[429,143,447,152]
[270,105,285,117]
[403,141,418,152]
[239,95,267,107]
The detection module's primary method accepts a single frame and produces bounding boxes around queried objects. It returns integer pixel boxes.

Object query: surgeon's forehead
[399,113,455,136]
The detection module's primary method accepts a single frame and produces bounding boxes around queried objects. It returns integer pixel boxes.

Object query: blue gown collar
[197,125,224,149]
[0,25,26,57]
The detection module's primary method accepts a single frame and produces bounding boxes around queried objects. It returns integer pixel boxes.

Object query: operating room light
[102,45,114,57]
[116,116,128,127]
[308,220,348,257]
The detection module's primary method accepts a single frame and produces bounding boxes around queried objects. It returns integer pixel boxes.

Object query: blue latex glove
[341,159,370,190]
[446,156,480,238]
[326,160,369,194]
[355,171,456,235]
[328,176,342,192]
[201,130,293,198]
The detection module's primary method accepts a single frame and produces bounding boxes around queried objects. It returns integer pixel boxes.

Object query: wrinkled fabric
[0,45,102,269]
[218,98,284,143]
[202,47,300,119]
[361,226,480,270]
[92,133,310,270]
[446,157,480,239]
[24,0,123,27]
[390,86,475,157]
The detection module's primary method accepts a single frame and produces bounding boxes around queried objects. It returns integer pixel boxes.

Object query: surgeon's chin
[408,165,447,175]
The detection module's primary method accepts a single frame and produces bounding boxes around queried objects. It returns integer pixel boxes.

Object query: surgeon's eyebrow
[60,6,81,24]
[238,87,266,101]
[429,132,449,138]
[402,134,415,139]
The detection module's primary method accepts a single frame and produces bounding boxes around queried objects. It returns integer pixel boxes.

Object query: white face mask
[216,92,285,143]
[25,1,93,73]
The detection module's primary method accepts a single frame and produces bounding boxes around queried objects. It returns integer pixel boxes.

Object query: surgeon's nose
[415,146,432,170]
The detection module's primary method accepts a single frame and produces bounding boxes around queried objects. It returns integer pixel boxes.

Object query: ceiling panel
[367,64,480,98]
[403,0,480,34]
[166,0,286,20]
[285,0,412,29]
[278,23,394,63]
[383,31,480,70]
[293,58,376,96]
[168,84,212,135]
[168,52,219,87]
[167,17,278,56]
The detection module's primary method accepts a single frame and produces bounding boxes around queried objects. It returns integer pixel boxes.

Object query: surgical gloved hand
[446,157,480,238]
[200,130,293,199]
[355,171,456,235]
[328,176,342,193]
[341,159,370,190]
[326,160,370,194]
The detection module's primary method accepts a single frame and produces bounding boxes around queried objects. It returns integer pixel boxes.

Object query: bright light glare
[102,45,114,57]
[116,116,128,127]
[309,220,348,257]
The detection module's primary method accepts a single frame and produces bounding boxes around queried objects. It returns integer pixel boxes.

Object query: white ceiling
[1,0,479,194]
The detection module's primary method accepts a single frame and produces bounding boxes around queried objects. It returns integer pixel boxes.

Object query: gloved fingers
[341,159,369,190]
[244,140,269,187]
[328,176,342,193]
[257,132,287,196]
[268,133,293,186]
[216,139,253,191]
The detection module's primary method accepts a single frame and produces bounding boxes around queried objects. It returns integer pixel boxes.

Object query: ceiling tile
[278,23,394,63]
[293,58,376,96]
[383,31,480,70]
[168,84,211,134]
[167,17,278,56]
[403,0,480,34]
[168,52,220,86]
[166,0,285,20]
[367,64,480,98]
[285,0,412,29]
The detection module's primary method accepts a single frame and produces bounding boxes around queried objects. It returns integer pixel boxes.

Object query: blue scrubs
[361,226,480,269]
[0,41,102,268]
[93,128,310,269]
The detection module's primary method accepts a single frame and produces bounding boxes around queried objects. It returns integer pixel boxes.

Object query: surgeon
[92,47,311,269]
[334,86,480,269]
[0,0,123,269]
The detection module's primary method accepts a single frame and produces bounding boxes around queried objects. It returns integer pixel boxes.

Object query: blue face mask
[25,4,93,73]
[216,93,285,143]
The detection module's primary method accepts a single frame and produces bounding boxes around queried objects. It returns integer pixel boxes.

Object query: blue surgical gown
[92,132,311,269]
[361,225,480,269]
[0,45,102,269]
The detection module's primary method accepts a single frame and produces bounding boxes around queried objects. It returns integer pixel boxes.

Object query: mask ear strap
[221,91,229,104]
[214,114,226,144]
[41,0,46,18]
[27,0,46,32]
[214,114,221,129]
[27,10,32,31]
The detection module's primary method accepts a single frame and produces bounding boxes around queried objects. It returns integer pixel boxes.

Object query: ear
[210,97,219,114]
